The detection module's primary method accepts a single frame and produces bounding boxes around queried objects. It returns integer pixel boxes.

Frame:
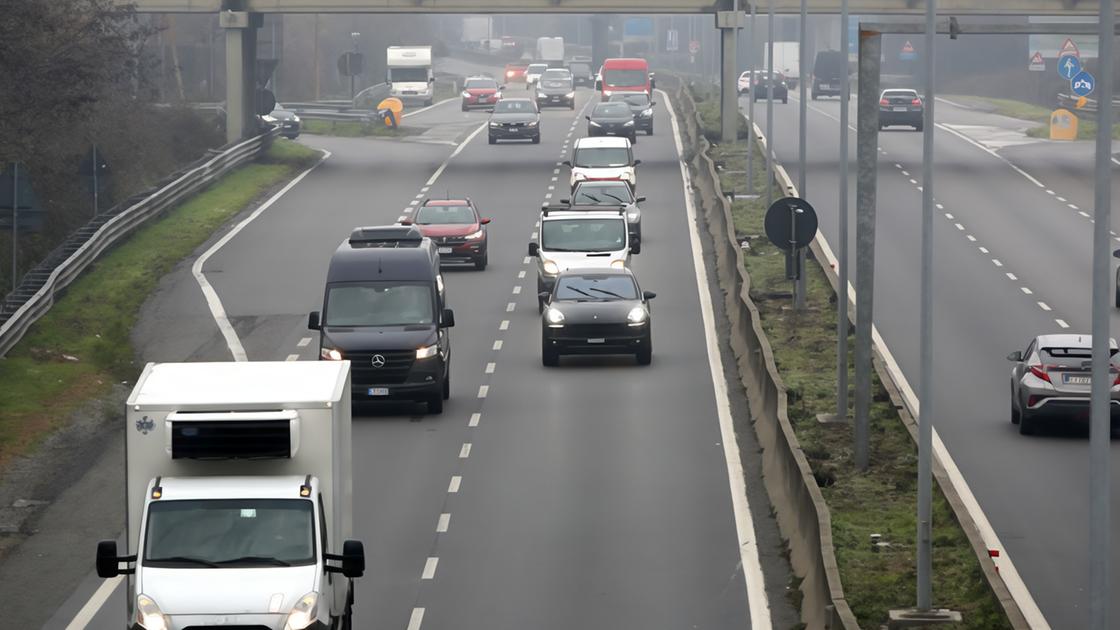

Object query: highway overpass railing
[0,128,278,358]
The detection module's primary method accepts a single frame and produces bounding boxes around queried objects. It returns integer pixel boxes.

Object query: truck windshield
[325,282,434,327]
[389,67,428,82]
[144,499,315,567]
[573,147,631,168]
[602,69,646,86]
[542,218,626,252]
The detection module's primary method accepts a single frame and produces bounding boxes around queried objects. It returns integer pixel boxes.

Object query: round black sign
[764,196,818,251]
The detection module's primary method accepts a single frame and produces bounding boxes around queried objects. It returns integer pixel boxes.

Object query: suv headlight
[136,594,168,630]
[610,259,626,269]
[461,90,471,98]
[589,120,602,127]
[320,347,343,361]
[291,115,301,123]
[641,108,653,117]
[566,91,575,98]
[627,306,648,325]
[416,344,439,360]
[545,307,565,326]
[542,260,560,275]
[284,592,319,630]
[465,229,484,240]
[489,121,501,128]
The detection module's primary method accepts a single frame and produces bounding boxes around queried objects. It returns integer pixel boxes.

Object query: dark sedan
[586,102,637,143]
[753,75,788,104]
[607,92,655,135]
[270,107,301,139]
[540,268,655,366]
[488,98,541,144]
[879,89,924,131]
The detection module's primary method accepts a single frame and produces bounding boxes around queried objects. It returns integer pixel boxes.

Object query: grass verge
[0,139,322,469]
[691,86,1011,628]
[946,95,1120,140]
[301,119,418,138]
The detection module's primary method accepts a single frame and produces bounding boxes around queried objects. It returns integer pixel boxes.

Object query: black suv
[309,225,455,414]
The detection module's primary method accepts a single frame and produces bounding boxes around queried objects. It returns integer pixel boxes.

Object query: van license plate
[587,338,606,344]
[368,387,390,396]
[438,247,453,254]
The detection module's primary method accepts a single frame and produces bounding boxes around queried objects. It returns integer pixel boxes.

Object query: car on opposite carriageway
[488,98,541,144]
[401,198,491,270]
[540,267,655,366]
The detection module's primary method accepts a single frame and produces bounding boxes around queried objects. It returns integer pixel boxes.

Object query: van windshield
[602,68,647,86]
[542,218,626,252]
[573,147,631,168]
[144,499,315,568]
[389,67,428,82]
[325,282,434,327]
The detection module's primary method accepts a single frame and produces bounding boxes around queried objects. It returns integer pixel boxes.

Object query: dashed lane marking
[469,413,481,427]
[485,362,496,374]
[500,320,510,330]
[407,608,425,630]
[477,385,489,398]
[297,337,312,347]
[1006,273,1018,281]
[493,340,503,350]
[979,247,990,254]
[1039,302,1052,311]
[436,514,450,533]
[422,557,439,580]
[448,476,462,493]
[285,354,299,362]
[992,259,1003,267]
[512,286,522,294]
[518,270,526,279]
[954,223,965,231]
[1056,319,1070,329]
[967,235,977,242]
[460,443,472,458]
[1021,287,1033,295]
[506,302,516,312]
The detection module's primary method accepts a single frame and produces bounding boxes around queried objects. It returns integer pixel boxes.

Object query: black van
[812,50,849,100]
[308,225,454,414]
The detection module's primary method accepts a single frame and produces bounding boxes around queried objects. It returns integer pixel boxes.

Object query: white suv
[528,207,637,312]
[564,136,640,191]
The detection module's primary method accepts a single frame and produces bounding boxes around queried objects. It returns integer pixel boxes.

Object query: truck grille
[349,350,416,385]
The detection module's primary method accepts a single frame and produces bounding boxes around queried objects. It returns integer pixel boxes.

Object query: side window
[1024,340,1036,361]
[318,494,328,555]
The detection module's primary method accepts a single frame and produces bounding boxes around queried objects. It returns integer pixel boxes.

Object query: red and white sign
[901,41,915,54]
[1029,51,1046,72]
[1058,38,1081,59]
[689,40,700,55]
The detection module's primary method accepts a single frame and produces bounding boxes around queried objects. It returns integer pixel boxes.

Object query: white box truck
[387,45,434,106]
[536,36,565,68]
[764,41,801,89]
[96,361,365,630]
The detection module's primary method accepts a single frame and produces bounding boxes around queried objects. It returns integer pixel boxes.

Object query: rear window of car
[593,103,631,116]
[494,100,536,113]
[883,90,918,98]
[528,64,549,73]
[465,79,497,90]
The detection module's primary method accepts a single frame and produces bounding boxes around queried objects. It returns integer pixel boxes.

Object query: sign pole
[836,0,850,422]
[746,1,757,195]
[765,0,774,207]
[795,0,807,311]
[92,143,99,216]
[11,163,18,292]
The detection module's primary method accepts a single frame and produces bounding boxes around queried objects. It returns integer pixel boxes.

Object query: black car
[270,107,302,139]
[569,62,595,88]
[565,180,645,244]
[607,92,655,135]
[536,69,575,109]
[308,225,455,414]
[540,268,655,366]
[879,89,924,131]
[488,98,541,144]
[812,50,849,100]
[586,102,637,142]
[753,74,788,104]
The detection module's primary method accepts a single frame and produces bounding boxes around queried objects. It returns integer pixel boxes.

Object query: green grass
[1026,118,1120,140]
[694,88,1011,629]
[0,139,321,467]
[301,118,416,138]
[948,95,1120,141]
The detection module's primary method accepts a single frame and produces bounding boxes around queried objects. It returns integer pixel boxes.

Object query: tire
[915,123,924,132]
[532,134,541,144]
[427,392,444,415]
[542,341,560,367]
[570,102,576,110]
[646,126,654,136]
[636,342,652,366]
[1011,395,1021,425]
[1019,410,1036,435]
[1115,285,1120,308]
[474,252,488,271]
[782,96,788,104]
[425,99,433,107]
[461,102,468,112]
[488,135,497,145]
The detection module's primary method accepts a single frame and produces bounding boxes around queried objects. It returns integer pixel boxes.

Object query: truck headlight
[320,347,343,361]
[416,343,439,360]
[284,592,319,630]
[136,594,168,630]
[627,306,648,325]
[542,260,560,275]
[545,307,565,326]
[465,229,484,240]
[610,259,626,269]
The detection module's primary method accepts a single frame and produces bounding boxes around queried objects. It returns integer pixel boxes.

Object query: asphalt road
[38,86,792,629]
[750,92,1120,629]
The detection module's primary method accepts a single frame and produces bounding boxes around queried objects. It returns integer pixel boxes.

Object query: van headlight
[527,120,539,127]
[320,347,343,361]
[603,90,613,97]
[416,344,439,360]
[641,108,653,117]
[627,210,640,222]
[545,307,565,326]
[542,260,560,275]
[610,259,626,269]
[627,306,648,326]
[284,592,319,630]
[489,121,502,128]
[136,594,168,630]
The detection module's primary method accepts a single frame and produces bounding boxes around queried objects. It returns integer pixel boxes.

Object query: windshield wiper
[147,556,220,567]
[601,193,628,203]
[215,556,293,567]
[580,194,602,203]
[588,287,626,299]
[564,287,597,299]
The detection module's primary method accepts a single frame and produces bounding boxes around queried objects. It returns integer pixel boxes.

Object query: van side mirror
[341,540,365,578]
[633,159,642,166]
[649,78,656,90]
[1007,351,1023,362]
[308,311,321,331]
[441,308,456,328]
[561,160,572,168]
[643,291,657,301]
[636,196,646,203]
[595,80,602,90]
[429,77,436,83]
[649,101,657,107]
[96,540,134,578]
[528,242,540,257]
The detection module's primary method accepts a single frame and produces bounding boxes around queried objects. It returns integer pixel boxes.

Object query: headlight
[589,121,602,127]
[641,108,653,117]
[627,210,640,221]
[461,91,471,98]
[623,120,635,126]
[610,259,626,269]
[566,92,575,98]
[506,71,514,77]
[489,121,501,127]
[284,592,319,630]
[292,115,301,123]
[416,344,439,360]
[603,90,613,97]
[136,594,168,630]
[527,120,539,127]
[545,307,565,326]
[627,306,648,325]
[320,347,343,361]
[542,260,560,275]
[465,229,484,240]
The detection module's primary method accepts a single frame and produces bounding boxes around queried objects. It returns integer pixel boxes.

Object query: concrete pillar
[222,11,259,144]
[716,11,745,144]
[591,15,610,71]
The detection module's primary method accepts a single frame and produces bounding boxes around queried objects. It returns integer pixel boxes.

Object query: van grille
[171,420,291,460]
[349,350,416,385]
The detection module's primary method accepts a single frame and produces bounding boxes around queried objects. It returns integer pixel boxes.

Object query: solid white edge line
[935,123,1047,188]
[402,97,456,119]
[63,576,123,630]
[192,149,332,362]
[662,89,772,630]
[425,123,488,188]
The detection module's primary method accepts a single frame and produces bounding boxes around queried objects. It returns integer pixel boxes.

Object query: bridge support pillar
[590,15,611,72]
[716,11,746,144]
[222,11,260,144]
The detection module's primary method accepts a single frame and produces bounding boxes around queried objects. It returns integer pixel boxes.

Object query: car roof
[574,136,632,149]
[422,199,472,206]
[1036,334,1119,349]
[557,267,636,278]
[602,58,648,67]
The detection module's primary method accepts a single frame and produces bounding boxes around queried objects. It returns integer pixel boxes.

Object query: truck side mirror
[441,308,456,328]
[96,540,134,578]
[429,77,436,83]
[528,242,540,257]
[341,540,365,578]
[636,196,646,203]
[649,78,656,90]
[633,159,642,166]
[308,311,321,331]
[595,80,602,90]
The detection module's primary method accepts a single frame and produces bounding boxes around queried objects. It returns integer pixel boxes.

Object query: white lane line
[895,163,904,169]
[547,185,555,191]
[945,213,954,220]
[485,362,496,374]
[402,96,457,118]
[63,576,123,630]
[407,608,425,630]
[992,259,1003,267]
[424,122,489,188]
[1006,273,1018,281]
[531,231,538,239]
[1069,204,1079,210]
[297,337,312,347]
[436,513,450,533]
[544,193,553,200]
[506,302,516,312]
[512,286,522,295]
[1021,287,1033,295]
[910,178,919,185]
[954,223,965,231]
[460,443,472,458]
[936,203,945,210]
[553,168,560,175]
[1039,302,1052,311]
[448,476,462,493]
[500,320,510,330]
[420,186,430,193]
[936,123,1047,188]
[1079,211,1091,218]
[901,170,910,176]
[1045,189,1055,195]
[1057,196,1067,202]
[664,89,772,629]
[979,247,990,254]
[535,220,541,227]
[523,256,532,264]
[518,270,526,279]
[917,186,924,192]
[469,412,481,427]
[967,235,977,242]
[493,340,503,350]
[422,557,439,579]
[415,193,425,199]
[285,354,299,362]
[1056,319,1070,329]
[551,176,558,182]
[409,199,419,206]
[193,149,332,362]
[477,385,489,398]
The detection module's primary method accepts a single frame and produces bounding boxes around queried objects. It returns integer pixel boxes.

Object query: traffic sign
[900,40,917,61]
[689,40,700,55]
[1058,37,1081,59]
[1058,54,1081,80]
[1029,51,1046,72]
[1071,70,1095,97]
[764,197,818,252]
[666,29,679,52]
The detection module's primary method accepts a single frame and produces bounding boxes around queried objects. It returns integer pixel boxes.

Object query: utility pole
[746,1,757,195]
[765,0,774,206]
[795,0,808,310]
[313,14,320,101]
[835,0,851,424]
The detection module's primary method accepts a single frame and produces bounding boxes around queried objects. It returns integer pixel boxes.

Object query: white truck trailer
[96,361,364,630]
[536,36,565,68]
[764,41,801,89]
[387,45,434,106]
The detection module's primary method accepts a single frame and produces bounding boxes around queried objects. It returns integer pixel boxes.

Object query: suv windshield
[144,499,314,567]
[573,182,633,204]
[494,100,535,114]
[389,67,428,82]
[573,147,631,168]
[602,68,647,86]
[415,205,476,225]
[464,78,497,90]
[542,218,626,252]
[325,282,434,327]
[556,274,638,301]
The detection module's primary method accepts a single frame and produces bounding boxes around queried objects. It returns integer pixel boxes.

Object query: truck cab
[309,225,454,414]
[387,45,434,106]
[96,361,364,630]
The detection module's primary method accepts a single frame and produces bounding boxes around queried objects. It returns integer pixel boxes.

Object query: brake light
[912,98,923,106]
[879,98,890,106]
[1029,365,1052,383]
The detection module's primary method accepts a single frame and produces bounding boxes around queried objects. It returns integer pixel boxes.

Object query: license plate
[820,84,832,89]
[403,90,417,95]
[479,96,489,102]
[368,387,390,396]
[438,247,453,254]
[587,338,606,344]
[893,106,908,112]
[1065,375,1091,385]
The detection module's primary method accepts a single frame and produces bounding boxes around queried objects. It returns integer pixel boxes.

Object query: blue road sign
[1071,70,1096,97]
[1058,55,1081,80]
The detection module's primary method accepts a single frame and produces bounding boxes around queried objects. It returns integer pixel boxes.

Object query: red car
[403,199,491,270]
[504,63,528,84]
[461,77,502,112]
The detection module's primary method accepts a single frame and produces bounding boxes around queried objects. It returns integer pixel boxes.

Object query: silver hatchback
[1008,334,1120,435]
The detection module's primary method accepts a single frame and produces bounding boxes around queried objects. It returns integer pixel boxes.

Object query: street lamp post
[350,31,360,100]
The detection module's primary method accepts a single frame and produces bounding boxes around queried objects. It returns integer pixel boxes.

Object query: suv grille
[348,350,416,385]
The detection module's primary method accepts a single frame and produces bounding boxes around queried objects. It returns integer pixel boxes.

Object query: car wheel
[489,135,497,145]
[442,370,450,400]
[636,342,652,366]
[427,393,444,415]
[647,126,654,136]
[532,134,541,144]
[915,123,924,132]
[461,102,468,112]
[474,252,488,271]
[1011,397,1020,425]
[1019,411,1036,435]
[1115,283,1120,308]
[570,102,576,110]
[542,337,560,367]
[782,96,788,104]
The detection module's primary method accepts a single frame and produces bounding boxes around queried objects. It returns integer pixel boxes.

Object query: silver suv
[1008,334,1120,435]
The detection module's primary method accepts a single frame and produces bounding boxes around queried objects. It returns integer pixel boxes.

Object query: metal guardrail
[1057,92,1120,119]
[0,129,278,357]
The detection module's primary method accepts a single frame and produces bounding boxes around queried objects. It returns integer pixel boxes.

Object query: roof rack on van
[348,225,424,247]
[540,203,625,216]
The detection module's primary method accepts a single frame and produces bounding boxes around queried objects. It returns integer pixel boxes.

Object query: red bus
[597,58,654,99]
